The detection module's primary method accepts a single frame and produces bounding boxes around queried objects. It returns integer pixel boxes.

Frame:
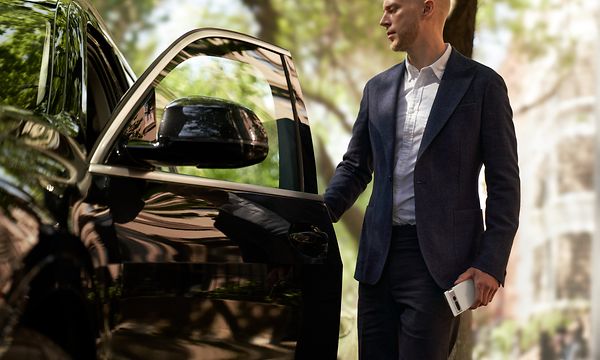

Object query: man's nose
[379,13,389,28]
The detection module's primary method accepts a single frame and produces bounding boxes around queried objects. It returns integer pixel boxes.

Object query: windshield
[0,1,54,112]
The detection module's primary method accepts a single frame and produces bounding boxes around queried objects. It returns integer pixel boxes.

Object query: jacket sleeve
[472,72,520,285]
[324,83,374,222]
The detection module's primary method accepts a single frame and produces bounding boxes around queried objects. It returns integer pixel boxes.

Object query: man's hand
[454,267,499,309]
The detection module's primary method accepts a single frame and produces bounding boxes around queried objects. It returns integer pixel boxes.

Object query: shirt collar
[405,43,452,81]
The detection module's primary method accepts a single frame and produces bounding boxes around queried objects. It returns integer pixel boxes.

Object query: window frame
[89,28,316,199]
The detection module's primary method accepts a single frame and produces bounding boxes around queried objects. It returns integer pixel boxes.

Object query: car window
[0,4,52,112]
[116,37,300,191]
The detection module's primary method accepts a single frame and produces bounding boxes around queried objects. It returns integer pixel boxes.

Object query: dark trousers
[358,225,460,360]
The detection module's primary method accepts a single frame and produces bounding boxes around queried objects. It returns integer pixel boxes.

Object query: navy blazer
[324,49,520,289]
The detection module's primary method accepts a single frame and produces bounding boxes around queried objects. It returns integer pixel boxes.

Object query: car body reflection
[73,179,340,358]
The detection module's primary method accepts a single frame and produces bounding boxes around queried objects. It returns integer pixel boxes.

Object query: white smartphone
[444,279,475,317]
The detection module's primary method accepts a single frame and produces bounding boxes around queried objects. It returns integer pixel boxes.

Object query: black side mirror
[124,96,268,168]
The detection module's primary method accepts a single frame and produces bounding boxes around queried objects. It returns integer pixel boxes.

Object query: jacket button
[387,175,392,182]
[416,180,426,184]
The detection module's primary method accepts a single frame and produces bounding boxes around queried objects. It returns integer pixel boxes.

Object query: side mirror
[124,96,269,168]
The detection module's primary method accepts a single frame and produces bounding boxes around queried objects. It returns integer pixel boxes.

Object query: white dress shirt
[392,44,452,225]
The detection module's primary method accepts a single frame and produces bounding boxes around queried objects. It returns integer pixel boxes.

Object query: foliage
[93,0,256,75]
[478,0,578,64]
[477,0,530,32]
[156,49,283,189]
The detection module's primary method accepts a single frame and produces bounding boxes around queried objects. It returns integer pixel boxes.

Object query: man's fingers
[471,291,483,309]
[476,283,498,308]
[471,283,484,309]
[454,268,474,285]
[479,287,488,307]
[454,274,468,285]
[461,268,501,309]
[481,287,492,306]
[472,282,494,308]
[488,289,497,304]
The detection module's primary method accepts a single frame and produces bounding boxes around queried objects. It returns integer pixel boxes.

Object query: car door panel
[75,174,340,358]
[80,29,341,358]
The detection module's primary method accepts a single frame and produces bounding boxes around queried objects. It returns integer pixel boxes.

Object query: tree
[444,0,477,58]
[443,2,479,358]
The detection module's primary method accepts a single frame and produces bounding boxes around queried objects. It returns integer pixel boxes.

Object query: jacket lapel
[373,62,405,175]
[417,49,476,159]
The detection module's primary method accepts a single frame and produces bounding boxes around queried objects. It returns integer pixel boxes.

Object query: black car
[0,0,342,358]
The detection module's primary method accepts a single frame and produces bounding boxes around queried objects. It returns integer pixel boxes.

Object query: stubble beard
[389,22,419,53]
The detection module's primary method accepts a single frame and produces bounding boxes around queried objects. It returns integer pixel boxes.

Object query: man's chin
[390,42,405,52]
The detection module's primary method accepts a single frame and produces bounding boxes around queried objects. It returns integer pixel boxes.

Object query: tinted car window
[0,2,52,111]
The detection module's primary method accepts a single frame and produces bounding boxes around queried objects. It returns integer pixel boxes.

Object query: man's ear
[423,0,434,16]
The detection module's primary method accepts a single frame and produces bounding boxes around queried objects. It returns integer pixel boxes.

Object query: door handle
[288,224,328,260]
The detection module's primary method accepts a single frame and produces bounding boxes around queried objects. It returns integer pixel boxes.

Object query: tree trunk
[444,1,478,359]
[240,0,279,44]
[443,0,477,58]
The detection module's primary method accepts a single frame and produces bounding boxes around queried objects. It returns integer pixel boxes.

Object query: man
[324,0,520,358]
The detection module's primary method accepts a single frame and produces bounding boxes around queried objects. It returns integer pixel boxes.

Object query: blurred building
[474,0,597,358]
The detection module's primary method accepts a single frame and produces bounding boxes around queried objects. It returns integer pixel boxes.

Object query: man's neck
[406,38,447,70]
